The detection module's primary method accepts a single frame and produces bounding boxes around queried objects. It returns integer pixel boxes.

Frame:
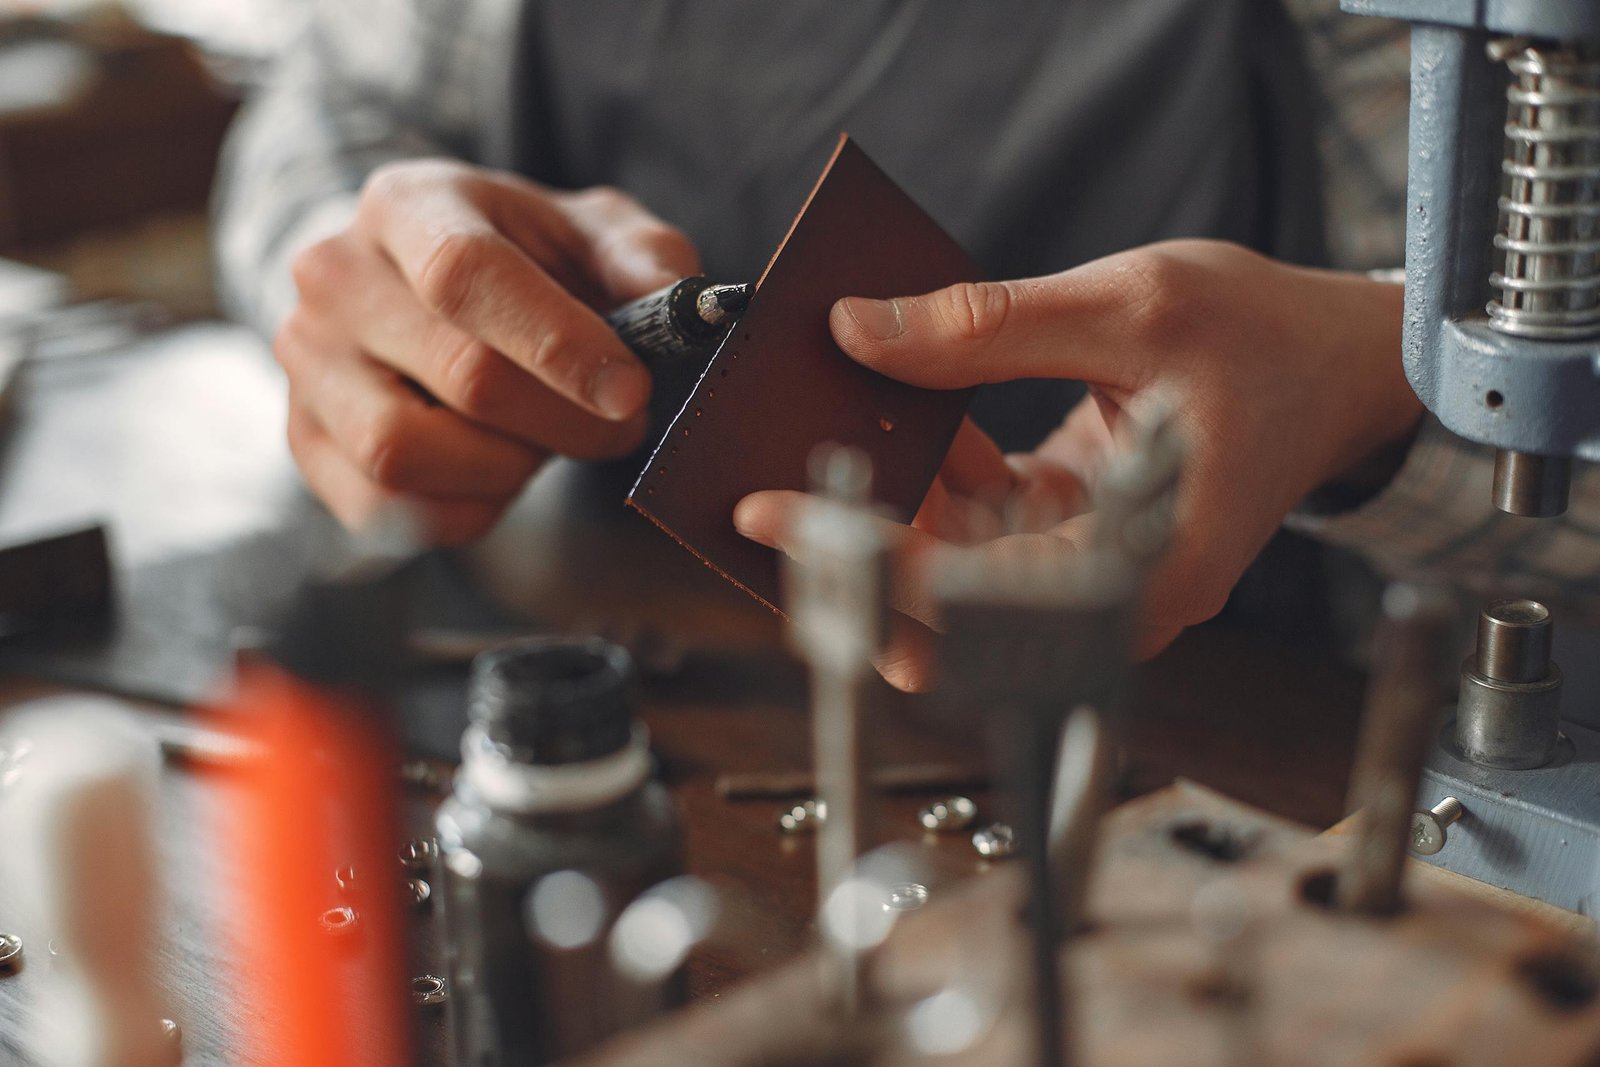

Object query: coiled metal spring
[1487,43,1600,340]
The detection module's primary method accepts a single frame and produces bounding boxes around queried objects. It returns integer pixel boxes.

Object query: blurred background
[0,0,296,318]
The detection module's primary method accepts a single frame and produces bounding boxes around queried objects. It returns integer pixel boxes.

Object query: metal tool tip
[695,282,754,326]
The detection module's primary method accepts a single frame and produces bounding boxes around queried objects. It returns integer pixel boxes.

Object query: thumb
[829,260,1155,391]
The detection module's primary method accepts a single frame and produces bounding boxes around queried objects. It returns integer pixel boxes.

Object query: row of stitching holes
[645,339,746,496]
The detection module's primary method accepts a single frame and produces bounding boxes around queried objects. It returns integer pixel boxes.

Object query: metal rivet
[319,906,358,935]
[407,877,432,911]
[0,933,23,974]
[335,864,358,895]
[884,882,929,912]
[972,822,1018,859]
[778,799,827,834]
[1409,797,1466,856]
[918,796,978,833]
[399,837,439,872]
[411,974,448,1006]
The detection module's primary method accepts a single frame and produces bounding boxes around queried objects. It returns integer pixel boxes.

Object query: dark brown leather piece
[627,135,977,614]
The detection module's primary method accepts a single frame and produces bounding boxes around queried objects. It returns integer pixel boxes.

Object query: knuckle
[354,409,414,490]
[362,159,452,202]
[632,220,693,258]
[580,184,631,212]
[526,327,582,389]
[1118,249,1198,337]
[938,281,1013,344]
[417,232,492,321]
[438,338,504,420]
[271,312,316,374]
[289,237,343,297]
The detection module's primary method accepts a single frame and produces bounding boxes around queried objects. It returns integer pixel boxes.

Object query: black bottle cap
[468,636,637,765]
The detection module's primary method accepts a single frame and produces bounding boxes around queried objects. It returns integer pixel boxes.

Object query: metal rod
[1475,598,1553,683]
[1492,450,1571,517]
[1338,584,1454,916]
[1456,596,1563,769]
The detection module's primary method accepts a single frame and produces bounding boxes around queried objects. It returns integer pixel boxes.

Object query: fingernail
[591,359,649,420]
[732,498,758,536]
[840,296,904,341]
[732,498,770,544]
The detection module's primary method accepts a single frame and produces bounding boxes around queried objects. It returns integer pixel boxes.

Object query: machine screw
[918,795,978,832]
[0,933,21,974]
[1409,797,1466,856]
[972,822,1018,859]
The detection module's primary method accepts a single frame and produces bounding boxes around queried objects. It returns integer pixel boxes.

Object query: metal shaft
[1456,598,1564,769]
[1339,585,1453,916]
[812,666,866,1014]
[782,445,886,1018]
[1492,450,1571,517]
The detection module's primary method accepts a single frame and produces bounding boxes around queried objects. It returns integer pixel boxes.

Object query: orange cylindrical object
[212,662,411,1067]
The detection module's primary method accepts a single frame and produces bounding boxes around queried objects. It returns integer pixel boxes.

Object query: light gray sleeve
[211,0,514,336]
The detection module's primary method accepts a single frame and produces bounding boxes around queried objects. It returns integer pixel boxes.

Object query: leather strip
[627,134,978,614]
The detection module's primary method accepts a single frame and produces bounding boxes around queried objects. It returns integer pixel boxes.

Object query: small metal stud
[0,933,22,974]
[335,864,358,895]
[1409,797,1466,857]
[319,906,358,935]
[399,837,439,872]
[411,974,448,1007]
[884,882,930,912]
[972,822,1018,859]
[407,877,432,911]
[918,796,978,833]
[778,799,827,834]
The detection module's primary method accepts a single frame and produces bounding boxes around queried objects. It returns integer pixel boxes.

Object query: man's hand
[734,240,1419,689]
[276,160,701,542]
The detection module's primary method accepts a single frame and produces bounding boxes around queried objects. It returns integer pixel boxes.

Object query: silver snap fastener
[412,974,448,1006]
[407,877,432,911]
[319,906,358,935]
[0,933,22,974]
[972,822,1017,859]
[884,882,929,912]
[399,837,439,871]
[918,796,978,832]
[778,799,827,834]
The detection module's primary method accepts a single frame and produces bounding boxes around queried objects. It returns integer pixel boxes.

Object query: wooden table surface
[0,318,1372,1065]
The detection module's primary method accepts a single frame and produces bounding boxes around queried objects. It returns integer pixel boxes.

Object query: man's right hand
[275,160,702,543]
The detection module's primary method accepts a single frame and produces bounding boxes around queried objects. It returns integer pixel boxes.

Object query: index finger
[360,170,649,421]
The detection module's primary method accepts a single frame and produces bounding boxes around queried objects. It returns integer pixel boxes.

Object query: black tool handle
[605,276,722,365]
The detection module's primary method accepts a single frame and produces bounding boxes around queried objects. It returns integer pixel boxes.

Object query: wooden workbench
[0,319,1370,1065]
